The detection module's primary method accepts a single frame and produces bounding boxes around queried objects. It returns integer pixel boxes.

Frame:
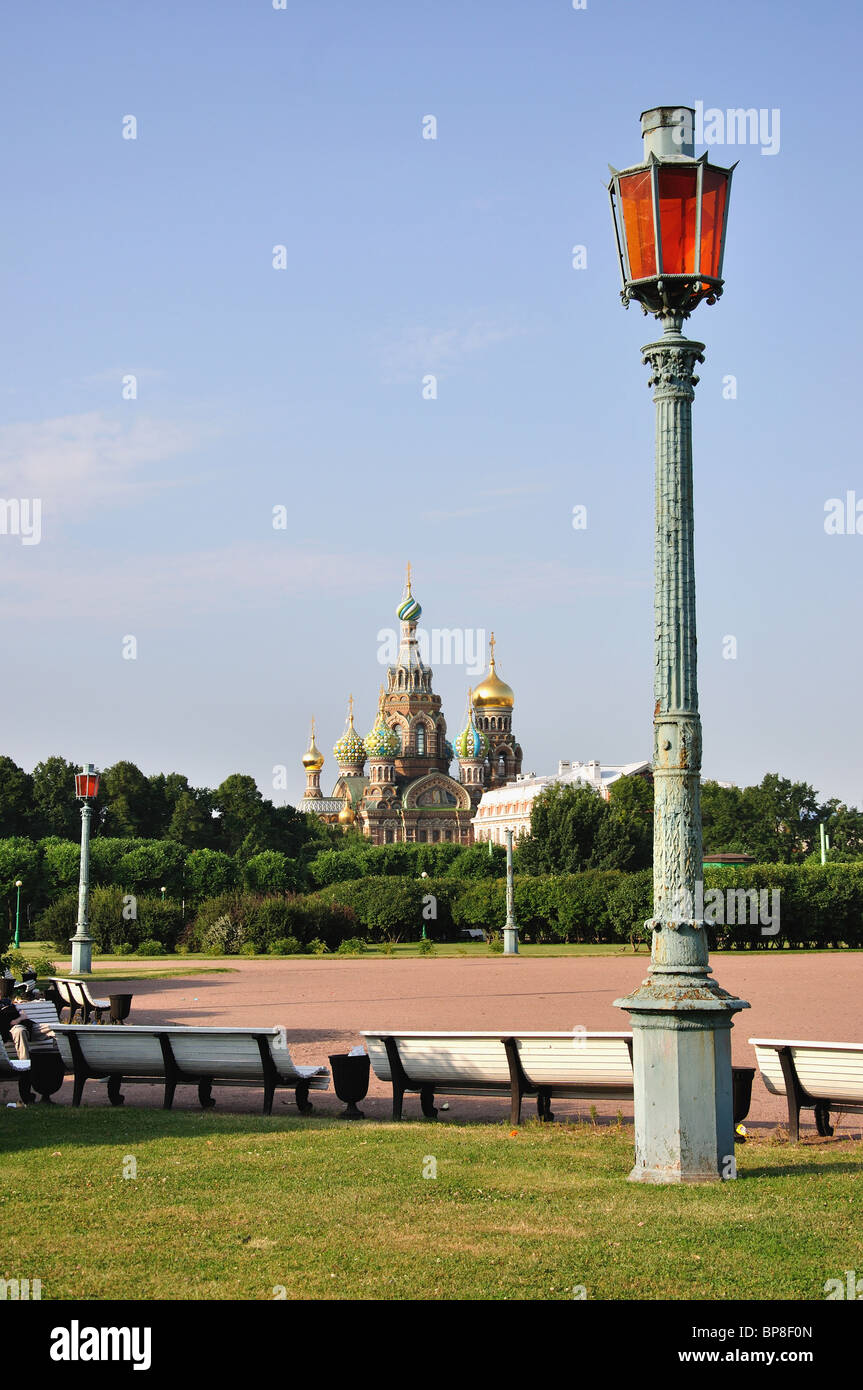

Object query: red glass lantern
[609,108,734,317]
[75,765,100,800]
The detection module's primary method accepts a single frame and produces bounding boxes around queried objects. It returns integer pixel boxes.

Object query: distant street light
[71,764,100,974]
[160,886,167,902]
[503,830,518,955]
[13,880,22,949]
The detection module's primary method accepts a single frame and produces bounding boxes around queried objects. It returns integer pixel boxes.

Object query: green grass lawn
[3,1108,861,1301]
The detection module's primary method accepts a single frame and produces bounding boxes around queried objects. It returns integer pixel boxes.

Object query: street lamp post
[503,828,518,955]
[608,107,749,1183]
[14,880,22,949]
[70,764,100,975]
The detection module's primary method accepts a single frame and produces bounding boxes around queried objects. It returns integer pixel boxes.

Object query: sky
[1,0,861,810]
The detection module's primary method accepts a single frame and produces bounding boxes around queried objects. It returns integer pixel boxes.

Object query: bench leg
[785,1093,800,1143]
[814,1102,834,1137]
[107,1074,125,1107]
[294,1081,313,1114]
[510,1089,523,1126]
[391,1082,405,1121]
[72,1071,87,1106]
[420,1085,438,1120]
[262,1081,276,1116]
[537,1091,554,1123]
[198,1081,215,1110]
[162,1079,176,1110]
[17,1077,36,1106]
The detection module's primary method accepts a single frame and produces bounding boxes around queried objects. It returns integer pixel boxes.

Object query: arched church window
[416,724,426,755]
[498,756,506,777]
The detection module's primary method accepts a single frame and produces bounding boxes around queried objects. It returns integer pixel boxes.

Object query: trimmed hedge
[32,864,863,955]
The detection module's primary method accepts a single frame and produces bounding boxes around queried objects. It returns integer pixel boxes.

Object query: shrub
[185,849,237,900]
[309,938,329,955]
[30,954,56,977]
[199,911,247,956]
[417,937,435,956]
[269,936,302,956]
[135,939,164,957]
[336,937,367,955]
[487,933,504,953]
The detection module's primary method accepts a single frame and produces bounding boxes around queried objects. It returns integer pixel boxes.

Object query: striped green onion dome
[333,726,367,765]
[397,593,421,622]
[454,719,488,760]
[364,719,399,760]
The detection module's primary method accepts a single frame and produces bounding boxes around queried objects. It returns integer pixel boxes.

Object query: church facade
[300,570,522,845]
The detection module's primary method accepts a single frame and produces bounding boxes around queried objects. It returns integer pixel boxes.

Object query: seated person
[0,997,50,1060]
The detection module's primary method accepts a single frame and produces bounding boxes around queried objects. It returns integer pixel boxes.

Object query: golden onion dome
[338,802,356,825]
[472,633,514,710]
[302,718,325,772]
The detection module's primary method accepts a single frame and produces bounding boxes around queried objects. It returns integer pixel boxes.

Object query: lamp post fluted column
[614,310,748,1183]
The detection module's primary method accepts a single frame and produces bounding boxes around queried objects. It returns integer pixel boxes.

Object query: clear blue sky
[1,0,860,808]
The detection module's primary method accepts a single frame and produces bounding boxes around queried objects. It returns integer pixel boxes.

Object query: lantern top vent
[640,106,695,162]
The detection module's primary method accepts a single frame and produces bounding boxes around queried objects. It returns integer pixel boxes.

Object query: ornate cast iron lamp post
[71,764,100,975]
[609,107,748,1183]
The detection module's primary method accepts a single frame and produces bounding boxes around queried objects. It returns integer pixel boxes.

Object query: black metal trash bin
[109,994,133,1025]
[328,1052,370,1119]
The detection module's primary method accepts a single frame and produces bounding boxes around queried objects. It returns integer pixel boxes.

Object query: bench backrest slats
[51,1024,304,1083]
[753,1042,863,1104]
[362,1031,635,1088]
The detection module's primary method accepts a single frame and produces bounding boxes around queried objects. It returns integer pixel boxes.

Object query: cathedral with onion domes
[300,569,522,845]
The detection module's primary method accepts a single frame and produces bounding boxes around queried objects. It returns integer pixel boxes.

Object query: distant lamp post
[503,829,518,955]
[420,870,429,940]
[160,885,167,902]
[13,880,22,949]
[71,763,100,974]
[608,107,748,1183]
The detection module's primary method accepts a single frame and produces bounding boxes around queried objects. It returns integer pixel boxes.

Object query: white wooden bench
[3,1000,65,1103]
[51,1024,330,1115]
[48,978,110,1023]
[750,1037,863,1141]
[361,1030,636,1123]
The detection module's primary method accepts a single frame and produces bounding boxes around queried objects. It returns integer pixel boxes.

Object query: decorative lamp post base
[70,936,93,976]
[503,927,519,955]
[615,923,748,1184]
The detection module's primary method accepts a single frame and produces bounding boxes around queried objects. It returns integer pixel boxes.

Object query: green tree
[167,788,214,848]
[517,782,608,875]
[742,774,820,862]
[102,761,152,838]
[701,781,753,856]
[0,837,41,947]
[594,775,653,871]
[213,775,268,856]
[0,757,34,838]
[31,756,80,839]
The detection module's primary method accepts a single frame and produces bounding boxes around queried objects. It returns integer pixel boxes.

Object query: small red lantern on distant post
[75,765,100,800]
[608,106,734,318]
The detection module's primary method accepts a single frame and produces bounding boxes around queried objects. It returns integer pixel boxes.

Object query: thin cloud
[376,316,527,384]
[0,410,217,515]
